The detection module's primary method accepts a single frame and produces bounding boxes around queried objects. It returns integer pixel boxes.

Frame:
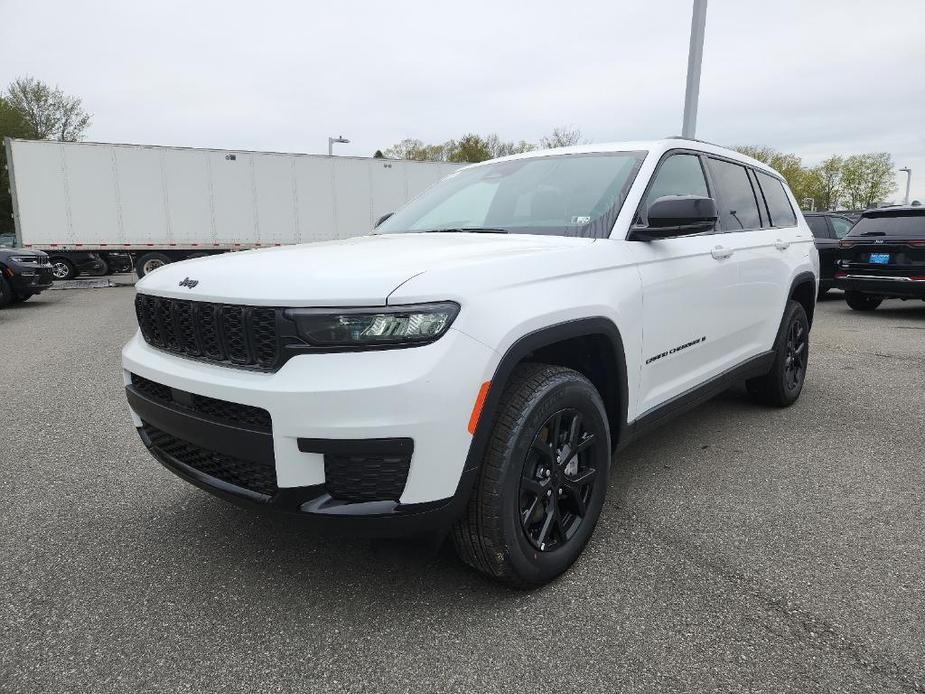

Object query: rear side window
[830,216,854,239]
[755,171,797,227]
[641,154,709,221]
[706,158,762,230]
[805,216,829,239]
[848,213,925,238]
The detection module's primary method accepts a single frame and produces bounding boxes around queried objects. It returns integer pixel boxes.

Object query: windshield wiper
[421,227,509,234]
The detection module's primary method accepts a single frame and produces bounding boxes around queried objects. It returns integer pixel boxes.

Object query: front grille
[131,373,271,432]
[135,294,281,370]
[324,453,412,503]
[143,423,278,497]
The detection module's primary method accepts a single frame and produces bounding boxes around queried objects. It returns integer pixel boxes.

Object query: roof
[461,138,781,177]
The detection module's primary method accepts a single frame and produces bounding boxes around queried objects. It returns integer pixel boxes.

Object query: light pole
[899,167,912,205]
[681,0,709,139]
[328,135,350,156]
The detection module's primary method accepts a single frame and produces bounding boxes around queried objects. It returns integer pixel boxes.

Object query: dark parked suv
[835,206,925,310]
[0,246,54,306]
[804,212,855,295]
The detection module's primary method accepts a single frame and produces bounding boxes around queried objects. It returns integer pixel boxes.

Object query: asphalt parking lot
[2,287,923,694]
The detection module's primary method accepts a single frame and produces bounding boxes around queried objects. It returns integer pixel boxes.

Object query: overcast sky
[3,0,924,201]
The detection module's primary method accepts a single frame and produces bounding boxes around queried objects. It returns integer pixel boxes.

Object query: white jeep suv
[122,139,818,587]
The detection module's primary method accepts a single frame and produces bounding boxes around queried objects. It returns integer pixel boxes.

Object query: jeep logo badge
[178,277,199,289]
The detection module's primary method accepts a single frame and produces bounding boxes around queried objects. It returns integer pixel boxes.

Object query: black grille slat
[134,294,281,370]
[197,303,224,361]
[251,308,279,368]
[173,301,200,356]
[222,306,250,364]
[156,298,177,350]
[324,454,411,503]
[143,423,278,497]
[130,373,271,432]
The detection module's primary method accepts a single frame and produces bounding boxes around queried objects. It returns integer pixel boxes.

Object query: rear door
[634,152,743,415]
[702,158,791,359]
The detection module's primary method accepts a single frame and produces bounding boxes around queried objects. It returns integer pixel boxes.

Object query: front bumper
[7,266,53,294]
[834,274,925,299]
[122,328,496,533]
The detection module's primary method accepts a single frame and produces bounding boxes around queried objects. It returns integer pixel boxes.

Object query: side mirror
[375,212,394,228]
[629,195,717,241]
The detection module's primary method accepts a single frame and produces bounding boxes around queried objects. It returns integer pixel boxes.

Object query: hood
[135,233,594,306]
[0,247,47,259]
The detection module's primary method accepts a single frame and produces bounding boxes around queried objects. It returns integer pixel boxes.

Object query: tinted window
[641,154,709,220]
[805,216,829,239]
[377,152,646,238]
[707,159,762,230]
[830,216,854,239]
[756,171,797,227]
[847,213,925,238]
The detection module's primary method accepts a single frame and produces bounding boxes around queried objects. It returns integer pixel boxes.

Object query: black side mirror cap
[375,212,394,228]
[629,195,717,241]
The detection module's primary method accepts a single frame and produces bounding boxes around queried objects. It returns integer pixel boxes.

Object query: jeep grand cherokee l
[835,206,925,310]
[0,246,53,306]
[122,139,818,587]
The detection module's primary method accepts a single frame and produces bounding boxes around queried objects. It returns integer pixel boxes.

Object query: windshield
[376,151,646,238]
[848,212,925,238]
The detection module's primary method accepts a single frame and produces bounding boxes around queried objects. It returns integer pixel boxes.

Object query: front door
[633,152,743,416]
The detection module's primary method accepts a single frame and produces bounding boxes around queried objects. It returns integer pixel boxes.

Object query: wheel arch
[789,271,818,327]
[463,317,629,476]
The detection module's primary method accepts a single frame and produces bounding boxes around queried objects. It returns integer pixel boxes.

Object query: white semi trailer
[4,138,461,278]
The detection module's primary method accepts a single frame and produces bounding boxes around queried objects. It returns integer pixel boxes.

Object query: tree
[383,138,449,162]
[539,126,584,149]
[5,76,91,141]
[372,149,385,159]
[0,97,31,235]
[805,156,844,210]
[840,153,895,209]
[445,134,493,163]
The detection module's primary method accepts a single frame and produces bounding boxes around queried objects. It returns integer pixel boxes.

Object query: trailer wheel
[50,258,77,280]
[135,252,172,279]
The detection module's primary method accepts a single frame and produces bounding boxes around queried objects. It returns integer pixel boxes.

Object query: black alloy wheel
[519,408,598,552]
[452,363,611,587]
[783,319,807,391]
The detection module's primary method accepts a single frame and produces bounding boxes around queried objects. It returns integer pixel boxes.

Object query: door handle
[711,245,734,260]
[775,239,791,251]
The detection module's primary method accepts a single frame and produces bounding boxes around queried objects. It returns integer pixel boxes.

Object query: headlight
[286,302,459,348]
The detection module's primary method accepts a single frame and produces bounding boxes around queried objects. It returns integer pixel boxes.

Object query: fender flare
[459,316,629,483]
[788,270,818,326]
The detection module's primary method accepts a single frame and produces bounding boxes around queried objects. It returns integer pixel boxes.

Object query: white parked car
[122,138,819,587]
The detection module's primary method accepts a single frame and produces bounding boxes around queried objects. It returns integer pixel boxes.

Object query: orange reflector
[467,381,491,434]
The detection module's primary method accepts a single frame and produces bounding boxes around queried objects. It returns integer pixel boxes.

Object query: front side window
[640,154,709,221]
[706,158,762,230]
[830,216,854,239]
[755,171,797,227]
[376,152,646,238]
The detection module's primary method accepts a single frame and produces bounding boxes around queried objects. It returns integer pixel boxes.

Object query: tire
[452,363,611,588]
[746,300,809,407]
[817,287,829,300]
[135,252,172,278]
[94,258,110,276]
[845,291,882,311]
[50,258,77,281]
[0,275,13,308]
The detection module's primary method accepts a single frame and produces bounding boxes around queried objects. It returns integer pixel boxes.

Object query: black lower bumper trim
[142,433,472,538]
[835,277,925,299]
